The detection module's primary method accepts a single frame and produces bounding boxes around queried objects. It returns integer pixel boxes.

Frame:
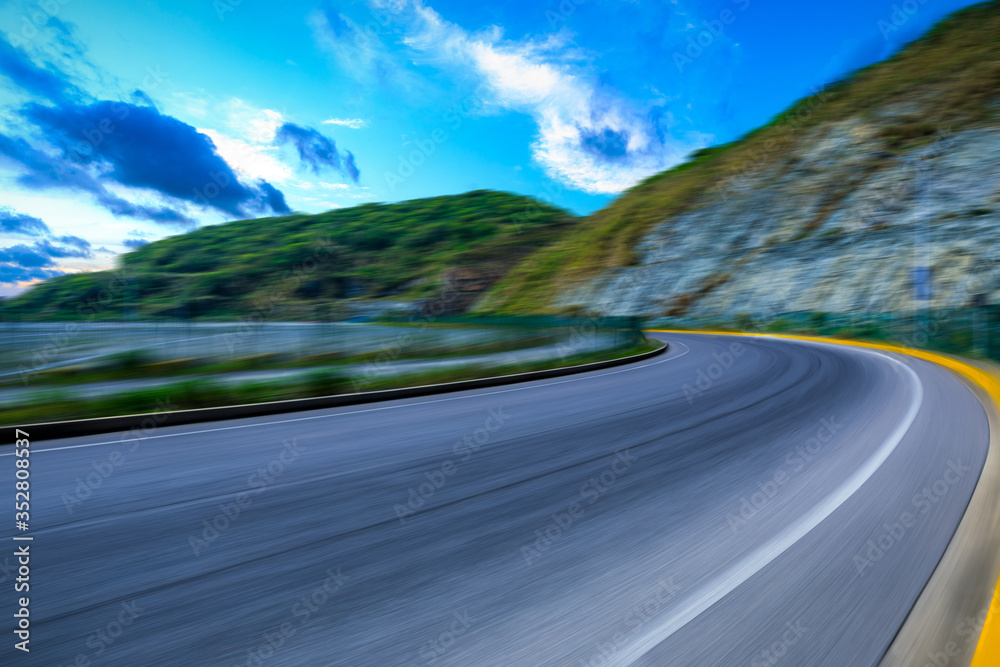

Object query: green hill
[5,190,576,319]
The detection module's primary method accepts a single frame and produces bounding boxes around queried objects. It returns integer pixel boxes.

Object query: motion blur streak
[0,333,988,666]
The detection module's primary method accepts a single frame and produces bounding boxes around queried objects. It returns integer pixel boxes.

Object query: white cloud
[323,118,368,129]
[388,0,705,194]
[223,99,286,143]
[185,99,296,184]
[199,128,293,184]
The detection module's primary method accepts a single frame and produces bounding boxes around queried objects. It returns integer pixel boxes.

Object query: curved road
[0,333,990,666]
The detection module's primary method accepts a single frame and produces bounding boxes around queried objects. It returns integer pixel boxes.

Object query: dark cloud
[54,234,92,251]
[0,244,54,268]
[0,207,51,237]
[0,238,90,264]
[122,238,148,249]
[0,208,93,285]
[581,128,631,161]
[275,122,360,183]
[0,32,289,224]
[0,130,196,227]
[0,265,64,284]
[131,89,157,109]
[34,237,91,258]
[259,180,291,214]
[0,34,78,103]
[23,101,288,218]
[0,236,91,286]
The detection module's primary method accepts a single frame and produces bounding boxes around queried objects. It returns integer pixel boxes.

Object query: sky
[0,0,983,295]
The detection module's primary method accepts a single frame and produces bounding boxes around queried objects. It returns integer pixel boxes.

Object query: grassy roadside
[1,332,563,389]
[0,339,657,427]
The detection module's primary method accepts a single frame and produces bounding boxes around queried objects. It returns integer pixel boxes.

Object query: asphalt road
[0,332,990,666]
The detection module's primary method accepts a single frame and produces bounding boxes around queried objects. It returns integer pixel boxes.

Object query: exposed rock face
[556,119,1000,317]
[421,267,507,316]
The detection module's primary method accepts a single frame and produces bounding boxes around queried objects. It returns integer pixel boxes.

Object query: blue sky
[0,0,982,294]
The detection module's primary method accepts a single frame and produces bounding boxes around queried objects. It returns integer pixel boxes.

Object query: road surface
[0,332,989,666]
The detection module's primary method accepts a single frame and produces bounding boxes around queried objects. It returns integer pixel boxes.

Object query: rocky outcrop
[556,117,1000,317]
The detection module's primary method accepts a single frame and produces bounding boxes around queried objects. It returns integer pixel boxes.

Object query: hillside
[481,1,1000,316]
[4,191,576,319]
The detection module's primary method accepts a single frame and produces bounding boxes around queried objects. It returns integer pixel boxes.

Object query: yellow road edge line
[646,328,1000,664]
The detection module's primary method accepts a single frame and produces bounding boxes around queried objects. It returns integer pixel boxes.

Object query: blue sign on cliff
[910,267,933,301]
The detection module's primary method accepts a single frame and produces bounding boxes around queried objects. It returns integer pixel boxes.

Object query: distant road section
[0,333,988,666]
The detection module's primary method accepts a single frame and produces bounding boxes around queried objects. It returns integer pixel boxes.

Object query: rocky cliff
[560,122,999,317]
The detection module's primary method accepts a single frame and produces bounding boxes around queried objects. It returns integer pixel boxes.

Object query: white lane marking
[617,346,923,666]
[1,340,691,456]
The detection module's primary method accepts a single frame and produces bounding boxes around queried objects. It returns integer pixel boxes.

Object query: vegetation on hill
[481,0,1000,313]
[4,190,576,319]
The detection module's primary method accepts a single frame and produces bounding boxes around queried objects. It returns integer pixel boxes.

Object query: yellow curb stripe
[646,329,1000,662]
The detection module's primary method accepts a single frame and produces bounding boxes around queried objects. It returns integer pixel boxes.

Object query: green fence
[653,307,998,361]
[375,313,647,350]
